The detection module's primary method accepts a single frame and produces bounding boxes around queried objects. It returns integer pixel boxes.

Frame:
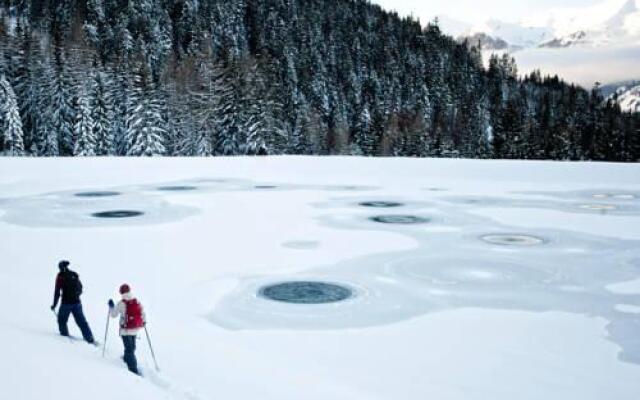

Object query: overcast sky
[371,0,604,25]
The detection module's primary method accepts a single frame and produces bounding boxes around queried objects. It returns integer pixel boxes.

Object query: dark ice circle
[259,281,353,304]
[370,215,430,224]
[359,201,404,208]
[481,234,545,246]
[91,210,145,219]
[75,191,121,198]
[254,185,277,189]
[157,186,198,191]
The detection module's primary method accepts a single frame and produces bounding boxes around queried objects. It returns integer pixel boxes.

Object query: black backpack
[61,271,83,297]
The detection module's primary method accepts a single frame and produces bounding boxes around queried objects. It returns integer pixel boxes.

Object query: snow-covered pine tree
[125,62,166,157]
[240,60,285,155]
[34,62,61,157]
[73,86,96,156]
[91,70,114,155]
[187,60,221,156]
[288,94,313,154]
[9,19,38,152]
[354,103,374,155]
[85,0,108,60]
[110,66,134,155]
[0,75,25,155]
[49,56,75,156]
[212,60,241,155]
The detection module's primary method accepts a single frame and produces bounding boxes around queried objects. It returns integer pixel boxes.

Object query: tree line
[0,0,638,160]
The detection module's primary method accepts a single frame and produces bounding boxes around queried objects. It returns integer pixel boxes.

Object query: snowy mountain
[459,32,511,51]
[464,19,553,50]
[608,84,640,112]
[445,0,640,86]
[447,16,552,50]
[539,0,640,48]
[453,0,640,50]
[539,31,589,48]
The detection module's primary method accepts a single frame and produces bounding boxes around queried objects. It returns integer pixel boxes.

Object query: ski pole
[144,325,160,371]
[102,307,110,358]
[51,308,57,318]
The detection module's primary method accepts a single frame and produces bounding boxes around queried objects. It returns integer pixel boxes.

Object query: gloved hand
[108,299,114,308]
[50,304,56,311]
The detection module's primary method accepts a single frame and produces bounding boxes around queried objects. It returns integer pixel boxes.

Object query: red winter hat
[119,284,131,294]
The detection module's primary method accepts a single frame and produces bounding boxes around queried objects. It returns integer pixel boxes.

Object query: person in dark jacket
[51,260,95,343]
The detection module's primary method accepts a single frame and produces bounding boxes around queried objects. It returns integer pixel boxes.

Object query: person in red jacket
[51,260,95,343]
[109,284,146,375]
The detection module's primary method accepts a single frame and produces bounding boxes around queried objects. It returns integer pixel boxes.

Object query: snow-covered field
[1,157,639,400]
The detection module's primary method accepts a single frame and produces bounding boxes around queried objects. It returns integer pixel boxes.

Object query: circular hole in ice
[481,234,545,246]
[157,186,198,191]
[91,210,145,219]
[359,201,404,208]
[74,191,121,198]
[254,185,277,189]
[578,204,617,211]
[369,215,431,225]
[426,188,448,192]
[259,281,353,304]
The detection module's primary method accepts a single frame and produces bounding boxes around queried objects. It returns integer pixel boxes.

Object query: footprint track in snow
[144,366,206,400]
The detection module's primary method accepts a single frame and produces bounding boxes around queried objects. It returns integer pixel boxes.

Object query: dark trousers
[122,335,139,375]
[58,303,94,343]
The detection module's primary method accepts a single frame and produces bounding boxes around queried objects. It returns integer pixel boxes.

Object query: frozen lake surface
[0,157,639,400]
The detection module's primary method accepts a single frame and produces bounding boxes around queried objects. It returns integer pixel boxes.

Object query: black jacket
[53,270,83,306]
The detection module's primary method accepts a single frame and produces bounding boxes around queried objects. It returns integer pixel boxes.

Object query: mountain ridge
[452,0,640,50]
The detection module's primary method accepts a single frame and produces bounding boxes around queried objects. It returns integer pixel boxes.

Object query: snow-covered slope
[539,0,640,48]
[608,84,640,112]
[1,157,640,400]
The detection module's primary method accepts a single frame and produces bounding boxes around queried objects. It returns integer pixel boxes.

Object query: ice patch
[156,185,198,192]
[579,204,618,211]
[0,188,199,228]
[259,281,353,304]
[253,185,278,190]
[74,191,122,198]
[607,278,640,295]
[448,191,640,216]
[592,193,637,201]
[481,234,547,246]
[208,273,429,330]
[91,210,145,219]
[369,215,431,225]
[359,201,404,208]
[615,304,640,314]
[320,184,379,192]
[390,257,548,286]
